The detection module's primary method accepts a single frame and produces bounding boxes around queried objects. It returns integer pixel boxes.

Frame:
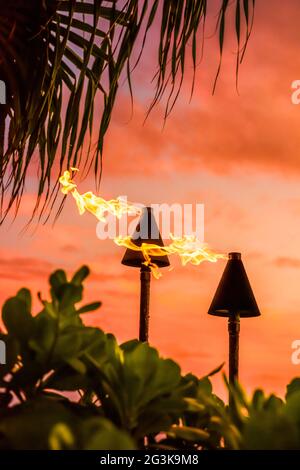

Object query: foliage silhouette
[1,265,299,450]
[0,0,255,221]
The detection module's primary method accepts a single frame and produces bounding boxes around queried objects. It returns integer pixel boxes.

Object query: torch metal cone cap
[121,206,170,268]
[208,252,261,318]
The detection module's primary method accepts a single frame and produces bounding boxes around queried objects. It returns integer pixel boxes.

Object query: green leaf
[251,389,265,411]
[81,418,136,450]
[2,298,34,341]
[77,302,102,314]
[49,423,75,450]
[242,410,298,450]
[197,377,213,396]
[0,398,80,450]
[59,284,83,308]
[45,366,88,392]
[71,266,90,286]
[57,14,106,38]
[53,329,83,361]
[285,391,300,426]
[184,397,205,413]
[94,341,185,438]
[49,270,67,297]
[205,363,225,378]
[16,288,32,312]
[167,425,209,442]
[67,357,87,375]
[286,378,300,400]
[29,312,56,359]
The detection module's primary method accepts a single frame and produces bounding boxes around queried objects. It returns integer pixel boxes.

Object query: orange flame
[114,235,227,279]
[60,168,226,278]
[59,168,141,222]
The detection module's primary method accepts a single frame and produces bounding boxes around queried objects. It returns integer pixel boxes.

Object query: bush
[0,265,299,450]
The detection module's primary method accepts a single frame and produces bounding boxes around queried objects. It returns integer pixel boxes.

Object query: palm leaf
[0,0,255,222]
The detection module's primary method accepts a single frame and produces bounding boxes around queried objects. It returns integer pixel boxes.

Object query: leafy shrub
[0,266,194,449]
[0,265,300,450]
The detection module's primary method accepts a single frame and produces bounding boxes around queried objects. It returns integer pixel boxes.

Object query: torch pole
[228,312,240,407]
[139,265,151,342]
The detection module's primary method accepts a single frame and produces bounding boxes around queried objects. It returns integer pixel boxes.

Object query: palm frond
[0,0,255,222]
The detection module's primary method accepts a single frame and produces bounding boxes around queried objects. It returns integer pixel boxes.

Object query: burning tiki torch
[121,207,170,342]
[208,252,260,404]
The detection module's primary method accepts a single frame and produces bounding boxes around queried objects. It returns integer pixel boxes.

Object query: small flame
[114,235,227,279]
[59,168,141,222]
[60,168,227,278]
[114,236,166,279]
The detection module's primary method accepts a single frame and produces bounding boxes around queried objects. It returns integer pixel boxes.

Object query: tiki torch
[208,252,260,405]
[121,207,170,342]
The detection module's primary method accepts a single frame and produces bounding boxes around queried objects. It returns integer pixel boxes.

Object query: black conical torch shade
[208,252,260,318]
[208,252,260,398]
[121,207,169,343]
[121,206,170,268]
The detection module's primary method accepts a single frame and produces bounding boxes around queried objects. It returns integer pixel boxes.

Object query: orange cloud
[274,257,300,269]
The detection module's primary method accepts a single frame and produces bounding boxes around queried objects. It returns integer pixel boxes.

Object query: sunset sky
[1,0,300,399]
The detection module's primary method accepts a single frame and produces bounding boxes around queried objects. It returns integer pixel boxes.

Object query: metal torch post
[139,265,151,342]
[228,313,240,407]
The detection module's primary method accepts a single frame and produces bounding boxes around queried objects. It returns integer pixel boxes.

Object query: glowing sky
[1,0,300,398]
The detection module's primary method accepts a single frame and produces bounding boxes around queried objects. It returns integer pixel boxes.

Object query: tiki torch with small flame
[59,168,227,341]
[121,207,170,342]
